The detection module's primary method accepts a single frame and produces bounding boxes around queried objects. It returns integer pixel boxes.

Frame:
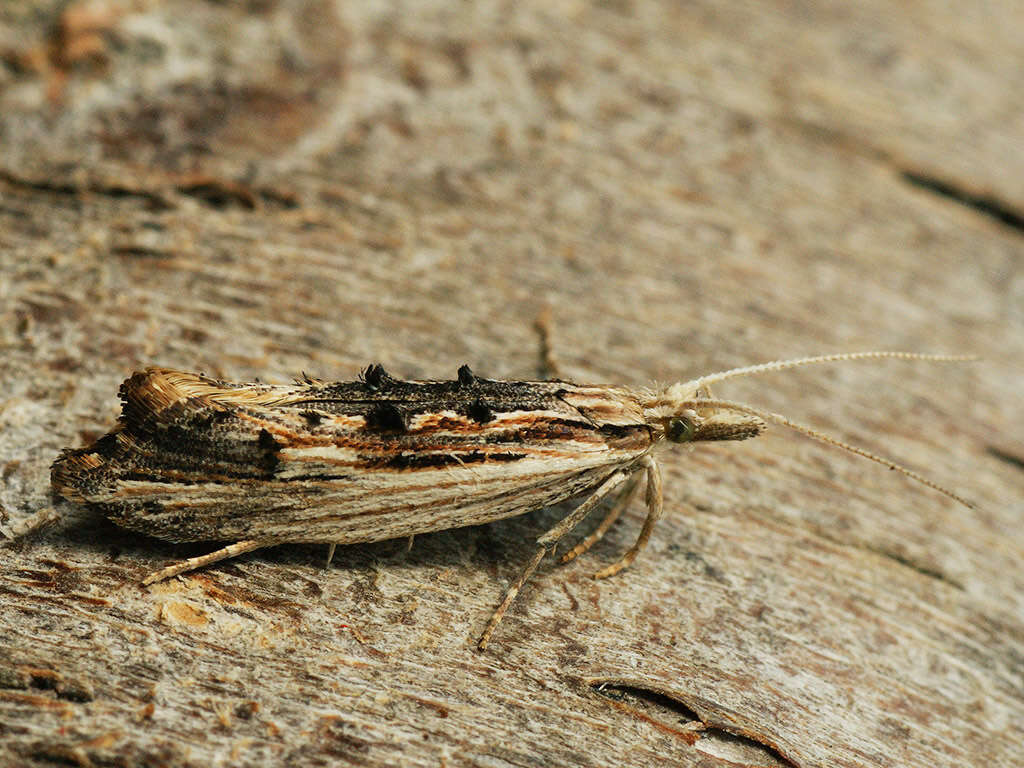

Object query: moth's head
[643,380,766,446]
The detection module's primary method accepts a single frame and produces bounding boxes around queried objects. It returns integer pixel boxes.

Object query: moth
[51,352,974,649]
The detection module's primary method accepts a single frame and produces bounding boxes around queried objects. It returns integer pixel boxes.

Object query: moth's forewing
[52,368,654,543]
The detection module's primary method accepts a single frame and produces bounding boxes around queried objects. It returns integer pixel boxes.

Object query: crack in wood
[901,170,1024,232]
[0,169,297,212]
[589,682,797,767]
[987,444,1024,471]
[863,544,965,591]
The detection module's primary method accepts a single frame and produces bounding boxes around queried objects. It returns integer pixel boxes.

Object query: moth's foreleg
[592,455,663,580]
[535,470,632,548]
[477,469,631,650]
[141,539,266,585]
[559,472,642,564]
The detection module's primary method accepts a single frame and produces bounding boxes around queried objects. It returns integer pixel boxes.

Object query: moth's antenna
[696,352,978,388]
[680,398,975,510]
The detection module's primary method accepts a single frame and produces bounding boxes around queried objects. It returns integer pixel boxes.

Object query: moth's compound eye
[667,416,696,443]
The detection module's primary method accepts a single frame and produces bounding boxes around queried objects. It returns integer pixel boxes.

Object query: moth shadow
[56,509,215,568]
[403,493,635,575]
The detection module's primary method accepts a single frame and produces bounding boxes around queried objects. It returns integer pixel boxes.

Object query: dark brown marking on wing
[467,398,494,424]
[300,410,324,426]
[278,473,355,482]
[365,402,408,432]
[257,429,281,475]
[597,423,654,448]
[364,450,529,471]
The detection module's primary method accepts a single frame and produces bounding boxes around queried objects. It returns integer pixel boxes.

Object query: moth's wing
[52,370,655,543]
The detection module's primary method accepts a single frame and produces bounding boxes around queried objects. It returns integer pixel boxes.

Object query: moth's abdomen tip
[50,448,104,503]
[49,451,75,499]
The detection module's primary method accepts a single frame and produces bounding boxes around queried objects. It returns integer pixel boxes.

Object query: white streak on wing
[277,445,360,471]
[115,481,250,507]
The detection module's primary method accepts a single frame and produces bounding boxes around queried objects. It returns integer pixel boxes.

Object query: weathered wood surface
[1,2,1021,766]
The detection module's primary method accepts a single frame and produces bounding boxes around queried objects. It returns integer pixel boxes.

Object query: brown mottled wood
[1,2,1021,767]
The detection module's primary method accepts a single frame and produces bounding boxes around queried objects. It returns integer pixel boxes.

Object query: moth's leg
[478,470,630,650]
[593,455,663,580]
[388,535,416,556]
[536,470,632,548]
[141,539,265,585]
[534,306,560,379]
[560,472,642,564]
[325,543,337,568]
[477,545,548,651]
